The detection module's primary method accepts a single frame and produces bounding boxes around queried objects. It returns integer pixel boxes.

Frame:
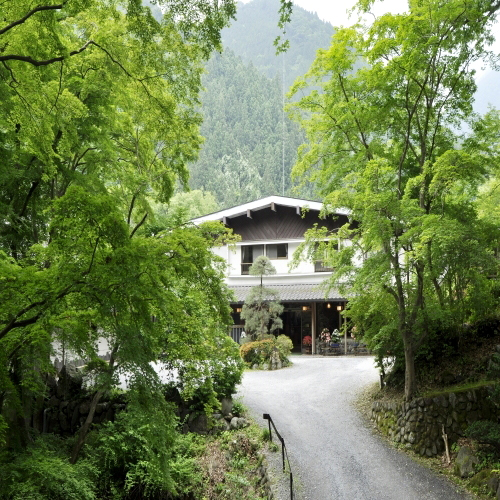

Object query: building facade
[192,196,350,354]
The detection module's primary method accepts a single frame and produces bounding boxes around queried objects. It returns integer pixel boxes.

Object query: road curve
[236,356,471,500]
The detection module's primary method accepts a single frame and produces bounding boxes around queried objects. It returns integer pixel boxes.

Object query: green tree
[240,256,284,340]
[0,0,239,458]
[289,0,500,399]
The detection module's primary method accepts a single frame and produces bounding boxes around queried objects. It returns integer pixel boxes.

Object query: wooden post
[311,302,317,354]
[344,302,347,355]
[442,424,451,465]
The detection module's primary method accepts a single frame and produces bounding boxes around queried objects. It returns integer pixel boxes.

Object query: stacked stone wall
[371,387,498,456]
[42,366,246,436]
[43,365,127,435]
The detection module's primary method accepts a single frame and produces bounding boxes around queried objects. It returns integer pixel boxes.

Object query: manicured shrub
[239,339,273,366]
[276,334,293,358]
[239,335,293,368]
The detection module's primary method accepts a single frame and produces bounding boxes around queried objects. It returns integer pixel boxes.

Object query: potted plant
[302,335,312,354]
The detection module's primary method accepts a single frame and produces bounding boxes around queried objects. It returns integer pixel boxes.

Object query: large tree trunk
[70,389,103,464]
[402,332,416,400]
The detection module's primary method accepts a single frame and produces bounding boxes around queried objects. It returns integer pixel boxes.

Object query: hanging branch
[0,3,65,36]
[130,213,148,238]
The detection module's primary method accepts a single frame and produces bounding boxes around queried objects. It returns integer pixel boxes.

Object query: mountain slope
[189,48,308,207]
[186,0,334,207]
[222,0,334,89]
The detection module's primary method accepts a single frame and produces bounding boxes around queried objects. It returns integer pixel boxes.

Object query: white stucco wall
[210,239,338,288]
[213,240,317,276]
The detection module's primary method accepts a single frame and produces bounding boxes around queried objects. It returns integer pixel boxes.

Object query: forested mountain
[188,48,307,206]
[221,0,334,89]
[187,0,334,208]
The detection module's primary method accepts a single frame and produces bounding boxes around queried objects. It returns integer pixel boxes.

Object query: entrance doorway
[282,307,312,352]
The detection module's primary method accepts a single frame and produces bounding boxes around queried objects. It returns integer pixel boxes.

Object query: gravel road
[236,356,472,500]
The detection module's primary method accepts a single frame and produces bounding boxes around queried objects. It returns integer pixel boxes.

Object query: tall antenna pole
[282,41,285,196]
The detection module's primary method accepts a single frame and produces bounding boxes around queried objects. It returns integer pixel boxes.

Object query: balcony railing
[314,261,334,272]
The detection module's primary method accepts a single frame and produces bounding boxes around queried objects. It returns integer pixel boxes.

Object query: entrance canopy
[229,283,344,304]
[229,284,347,354]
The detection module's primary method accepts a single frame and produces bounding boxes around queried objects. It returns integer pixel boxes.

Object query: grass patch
[422,380,499,398]
[195,418,273,500]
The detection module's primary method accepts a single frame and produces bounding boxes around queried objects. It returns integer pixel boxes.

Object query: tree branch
[0,3,65,36]
[130,212,148,238]
[0,283,75,341]
[0,39,93,66]
[382,283,399,304]
[19,179,40,217]
[127,194,137,226]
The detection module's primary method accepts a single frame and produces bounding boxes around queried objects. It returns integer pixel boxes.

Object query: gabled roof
[191,195,348,224]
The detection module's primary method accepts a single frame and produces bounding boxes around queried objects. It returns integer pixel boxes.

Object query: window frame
[266,243,288,260]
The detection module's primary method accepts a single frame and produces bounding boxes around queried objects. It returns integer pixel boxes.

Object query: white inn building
[192,196,352,354]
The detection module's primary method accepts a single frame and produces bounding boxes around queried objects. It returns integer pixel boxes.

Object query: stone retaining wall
[43,365,247,436]
[371,386,498,456]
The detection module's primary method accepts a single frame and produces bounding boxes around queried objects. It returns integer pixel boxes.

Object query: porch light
[336,305,342,311]
[236,307,242,313]
[302,306,310,311]
[327,303,331,309]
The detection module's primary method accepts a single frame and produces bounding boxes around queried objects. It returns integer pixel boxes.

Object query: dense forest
[189,48,306,205]
[221,0,334,88]
[187,0,334,209]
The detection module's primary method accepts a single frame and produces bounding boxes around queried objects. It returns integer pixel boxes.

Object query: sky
[289,0,406,27]
[239,0,500,81]
[239,0,500,112]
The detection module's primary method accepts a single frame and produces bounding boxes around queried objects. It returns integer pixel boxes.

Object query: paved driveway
[236,356,471,500]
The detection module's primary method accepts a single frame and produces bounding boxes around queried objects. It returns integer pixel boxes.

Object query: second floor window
[240,243,288,274]
[241,244,264,274]
[266,243,288,259]
[314,241,337,272]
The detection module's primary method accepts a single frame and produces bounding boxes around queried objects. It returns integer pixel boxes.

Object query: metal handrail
[263,413,294,500]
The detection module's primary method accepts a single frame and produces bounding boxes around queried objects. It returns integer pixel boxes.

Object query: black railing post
[263,413,272,442]
[280,435,285,471]
[263,413,294,500]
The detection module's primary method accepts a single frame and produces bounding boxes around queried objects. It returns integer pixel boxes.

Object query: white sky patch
[239,0,500,82]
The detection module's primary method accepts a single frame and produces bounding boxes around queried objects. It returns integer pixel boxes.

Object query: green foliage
[168,434,205,496]
[239,335,292,368]
[232,401,246,417]
[208,337,246,401]
[89,385,179,498]
[275,334,293,358]
[0,0,245,485]
[240,339,274,366]
[288,0,500,398]
[240,257,284,340]
[466,421,500,452]
[151,189,221,227]
[0,435,98,500]
[170,329,244,411]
